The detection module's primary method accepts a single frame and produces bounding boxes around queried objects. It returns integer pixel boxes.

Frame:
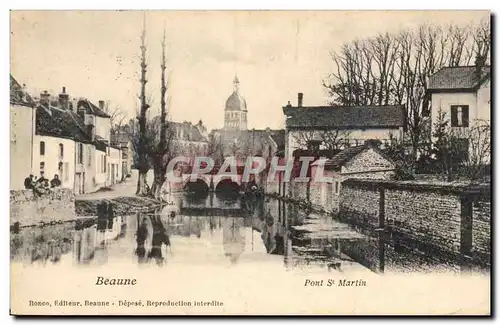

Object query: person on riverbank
[24,174,34,189]
[50,174,61,188]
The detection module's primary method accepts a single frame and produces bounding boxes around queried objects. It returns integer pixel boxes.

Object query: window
[451,105,469,127]
[40,162,45,172]
[77,143,83,164]
[335,181,339,194]
[88,149,92,167]
[58,162,63,177]
[64,162,69,181]
[40,141,45,155]
[104,155,107,173]
[59,143,64,159]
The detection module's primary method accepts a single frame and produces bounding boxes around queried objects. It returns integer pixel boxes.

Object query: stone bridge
[165,164,263,193]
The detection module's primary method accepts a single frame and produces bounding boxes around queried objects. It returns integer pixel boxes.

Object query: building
[209,128,285,165]
[224,76,247,131]
[158,121,209,166]
[427,65,491,164]
[309,144,396,213]
[10,75,35,190]
[209,76,286,166]
[283,93,405,160]
[75,98,123,188]
[33,88,96,194]
[11,76,123,194]
[111,129,133,179]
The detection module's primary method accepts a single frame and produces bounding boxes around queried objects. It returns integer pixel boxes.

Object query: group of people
[24,172,62,196]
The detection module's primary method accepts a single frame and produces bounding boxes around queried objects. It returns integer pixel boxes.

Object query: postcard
[10,10,491,316]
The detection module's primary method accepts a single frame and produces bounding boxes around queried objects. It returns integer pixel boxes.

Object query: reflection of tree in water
[135,215,148,264]
[148,215,171,266]
[135,214,171,266]
[222,217,245,265]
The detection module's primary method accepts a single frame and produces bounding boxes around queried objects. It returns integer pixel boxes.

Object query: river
[11,191,480,274]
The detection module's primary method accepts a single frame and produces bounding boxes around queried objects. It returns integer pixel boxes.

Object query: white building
[10,76,35,190]
[283,93,405,160]
[427,65,491,164]
[75,98,122,188]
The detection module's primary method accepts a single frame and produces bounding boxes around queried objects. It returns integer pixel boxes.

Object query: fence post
[460,195,474,272]
[378,186,386,273]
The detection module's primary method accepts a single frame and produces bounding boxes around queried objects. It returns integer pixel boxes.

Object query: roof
[324,144,394,169]
[35,104,92,143]
[428,65,490,91]
[326,145,369,169]
[10,75,34,107]
[76,99,111,118]
[225,91,247,111]
[283,105,404,129]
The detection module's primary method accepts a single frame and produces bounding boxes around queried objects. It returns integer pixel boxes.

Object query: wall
[94,116,111,141]
[109,146,122,185]
[472,201,491,260]
[10,104,34,190]
[10,188,75,227]
[94,149,107,188]
[431,92,477,130]
[83,143,96,193]
[339,179,491,265]
[476,79,491,121]
[32,135,75,190]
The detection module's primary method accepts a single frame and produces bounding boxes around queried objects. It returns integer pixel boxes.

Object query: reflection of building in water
[222,217,246,264]
[11,226,73,264]
[73,224,97,264]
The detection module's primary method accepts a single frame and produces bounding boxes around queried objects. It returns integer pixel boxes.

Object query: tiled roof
[327,145,369,169]
[10,75,34,106]
[428,65,490,91]
[325,144,395,169]
[77,99,111,118]
[283,105,404,129]
[36,104,92,143]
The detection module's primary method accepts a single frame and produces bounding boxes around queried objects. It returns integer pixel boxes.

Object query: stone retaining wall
[340,179,491,264]
[10,188,75,227]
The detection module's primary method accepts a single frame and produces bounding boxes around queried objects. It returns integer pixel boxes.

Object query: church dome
[225,75,247,111]
[225,92,247,111]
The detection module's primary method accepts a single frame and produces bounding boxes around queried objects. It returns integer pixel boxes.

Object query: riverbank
[75,195,163,216]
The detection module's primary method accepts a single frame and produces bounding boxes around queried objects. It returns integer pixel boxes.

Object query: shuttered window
[450,105,469,127]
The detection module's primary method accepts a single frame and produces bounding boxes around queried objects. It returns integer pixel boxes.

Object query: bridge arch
[183,178,210,193]
[214,178,241,193]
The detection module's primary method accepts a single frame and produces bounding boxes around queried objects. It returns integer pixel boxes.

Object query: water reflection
[10,191,488,274]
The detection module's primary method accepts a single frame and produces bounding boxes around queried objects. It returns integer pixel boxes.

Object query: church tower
[224,75,247,130]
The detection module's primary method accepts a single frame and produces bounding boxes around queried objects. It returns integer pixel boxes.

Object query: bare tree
[323,20,490,170]
[150,28,173,199]
[103,102,126,138]
[455,119,491,183]
[136,16,151,196]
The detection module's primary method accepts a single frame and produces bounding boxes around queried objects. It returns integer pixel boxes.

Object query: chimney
[298,93,303,107]
[98,100,105,111]
[40,91,50,105]
[59,87,69,110]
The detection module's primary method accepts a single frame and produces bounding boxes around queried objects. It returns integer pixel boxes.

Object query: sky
[10,10,488,131]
